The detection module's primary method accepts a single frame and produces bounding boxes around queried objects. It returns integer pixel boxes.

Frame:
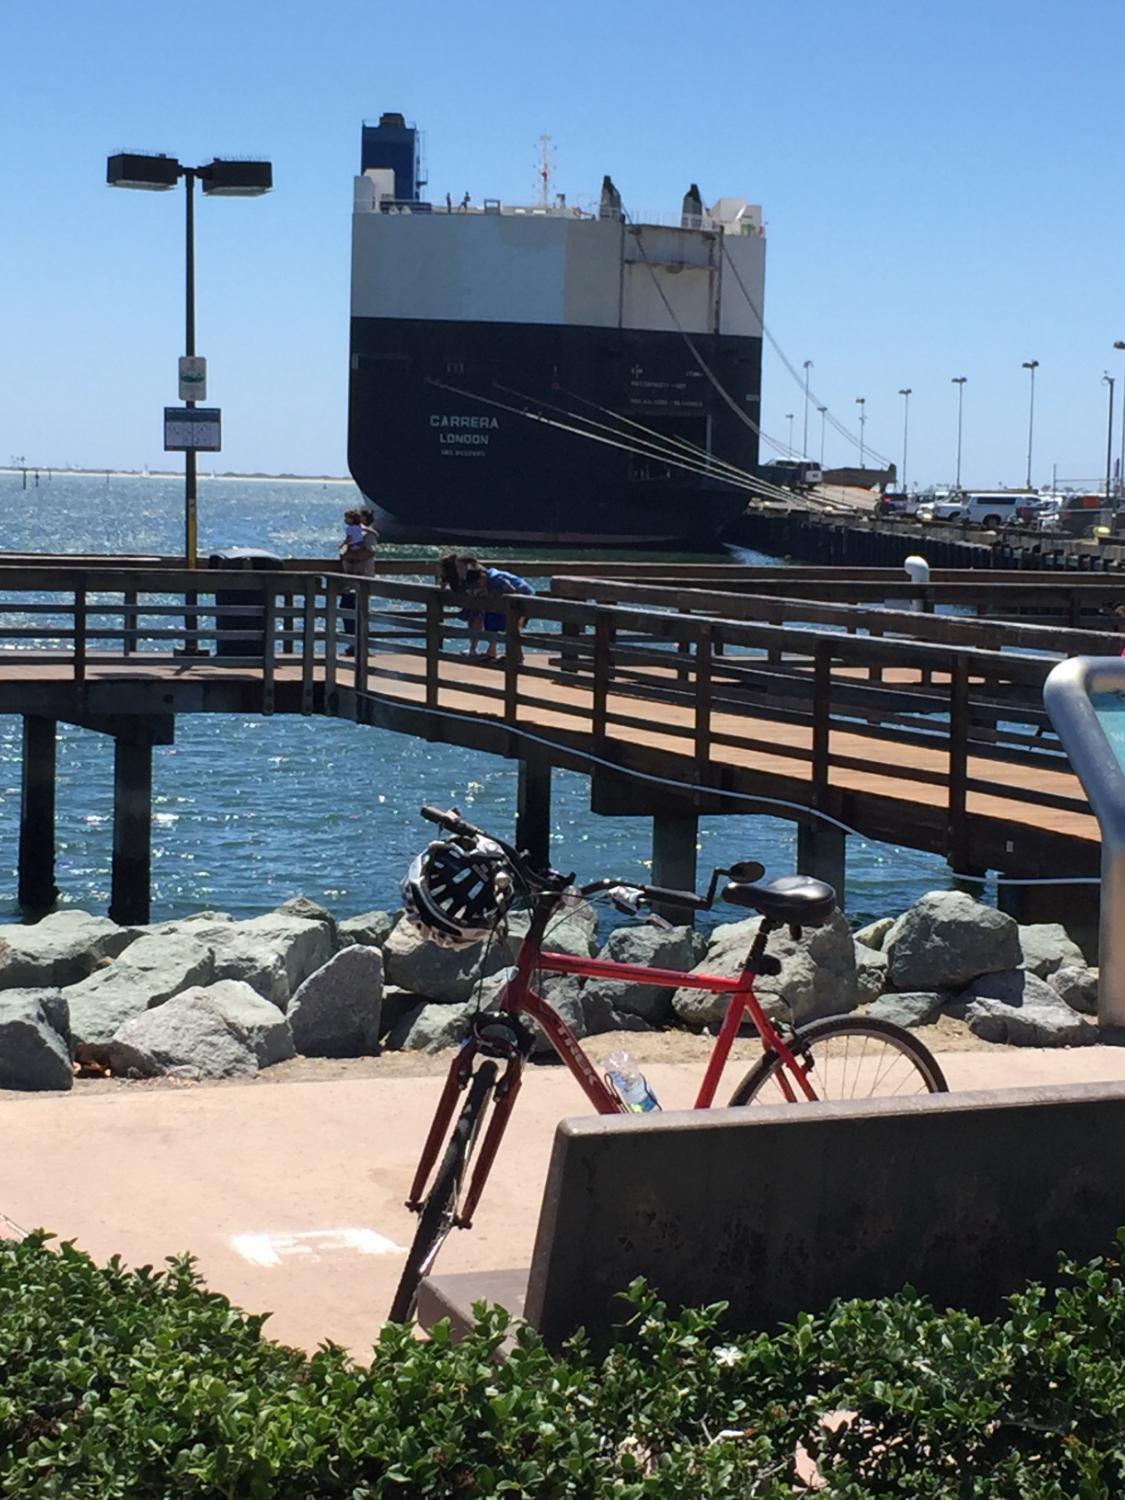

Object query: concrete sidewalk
[4,1046,1125,1357]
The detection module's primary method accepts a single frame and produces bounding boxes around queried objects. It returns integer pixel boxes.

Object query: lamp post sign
[179,356,207,401]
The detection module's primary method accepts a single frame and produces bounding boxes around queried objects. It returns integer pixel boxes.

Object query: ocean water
[0,471,959,929]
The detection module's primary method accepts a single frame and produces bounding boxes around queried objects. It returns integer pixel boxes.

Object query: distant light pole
[1104,373,1116,503]
[1114,341,1125,495]
[802,360,813,458]
[1020,360,1039,490]
[855,397,866,469]
[785,412,795,456]
[106,151,272,569]
[898,388,912,492]
[951,376,967,488]
[817,406,828,468]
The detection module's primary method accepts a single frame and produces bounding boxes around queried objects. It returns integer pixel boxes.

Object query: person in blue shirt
[464,564,533,664]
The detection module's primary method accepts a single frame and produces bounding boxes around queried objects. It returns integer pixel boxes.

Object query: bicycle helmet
[402,836,513,948]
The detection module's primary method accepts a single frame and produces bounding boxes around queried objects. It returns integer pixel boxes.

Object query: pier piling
[109,736,153,927]
[515,759,552,870]
[652,812,699,923]
[797,821,847,907]
[18,715,58,915]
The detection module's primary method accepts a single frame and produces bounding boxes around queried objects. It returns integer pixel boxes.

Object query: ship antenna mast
[537,132,554,206]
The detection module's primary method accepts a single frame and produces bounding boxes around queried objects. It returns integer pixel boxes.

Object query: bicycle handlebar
[417,807,765,913]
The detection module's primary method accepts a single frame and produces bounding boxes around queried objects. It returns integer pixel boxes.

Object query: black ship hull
[348,317,762,546]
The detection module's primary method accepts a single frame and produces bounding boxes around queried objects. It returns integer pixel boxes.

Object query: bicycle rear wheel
[388,1060,498,1324]
[728,1015,947,1107]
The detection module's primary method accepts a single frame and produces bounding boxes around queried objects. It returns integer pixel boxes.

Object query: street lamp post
[1021,360,1039,490]
[817,406,827,469]
[106,152,272,572]
[1104,373,1116,503]
[951,376,967,488]
[1114,341,1125,496]
[898,388,912,492]
[855,397,866,470]
[802,360,813,458]
[785,413,795,457]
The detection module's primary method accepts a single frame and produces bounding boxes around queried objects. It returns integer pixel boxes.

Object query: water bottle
[605,1049,660,1112]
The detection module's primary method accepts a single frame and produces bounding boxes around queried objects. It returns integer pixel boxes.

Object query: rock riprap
[1017,923,1087,979]
[108,991,261,1079]
[1049,965,1098,1017]
[960,969,1098,1047]
[0,990,72,1091]
[146,912,332,1008]
[0,912,138,990]
[65,934,216,1051]
[287,947,383,1057]
[197,981,295,1068]
[884,892,1020,992]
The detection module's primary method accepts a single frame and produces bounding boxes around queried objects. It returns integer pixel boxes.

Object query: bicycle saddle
[721,874,837,927]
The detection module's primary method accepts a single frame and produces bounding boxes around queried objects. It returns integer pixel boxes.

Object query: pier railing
[0,564,1104,874]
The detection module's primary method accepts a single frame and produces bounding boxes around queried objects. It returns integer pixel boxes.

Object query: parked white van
[959,491,1036,527]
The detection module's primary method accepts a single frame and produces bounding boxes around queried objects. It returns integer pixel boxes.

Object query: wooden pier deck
[0,563,1110,923]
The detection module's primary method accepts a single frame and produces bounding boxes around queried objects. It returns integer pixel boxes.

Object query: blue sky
[4,0,1125,489]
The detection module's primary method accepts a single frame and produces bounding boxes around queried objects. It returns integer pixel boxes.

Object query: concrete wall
[522,1083,1125,1343]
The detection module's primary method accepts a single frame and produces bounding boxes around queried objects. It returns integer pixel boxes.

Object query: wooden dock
[0,562,1111,928]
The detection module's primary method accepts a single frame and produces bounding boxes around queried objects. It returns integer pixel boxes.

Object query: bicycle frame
[403,926,817,1231]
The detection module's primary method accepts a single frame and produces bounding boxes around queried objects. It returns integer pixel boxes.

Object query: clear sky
[4,0,1125,490]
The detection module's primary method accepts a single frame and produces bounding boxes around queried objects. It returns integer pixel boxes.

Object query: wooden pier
[0,561,1113,935]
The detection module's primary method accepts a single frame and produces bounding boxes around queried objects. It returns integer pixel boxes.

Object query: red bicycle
[389,805,947,1321]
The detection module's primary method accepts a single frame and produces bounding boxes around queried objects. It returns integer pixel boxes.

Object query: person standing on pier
[340,507,380,654]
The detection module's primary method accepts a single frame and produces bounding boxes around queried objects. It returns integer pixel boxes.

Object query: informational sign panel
[164,407,222,452]
[178,356,207,402]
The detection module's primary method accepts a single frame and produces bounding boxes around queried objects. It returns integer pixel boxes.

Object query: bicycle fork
[403,1042,523,1230]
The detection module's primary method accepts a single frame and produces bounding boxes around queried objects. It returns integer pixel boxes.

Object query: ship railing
[0,564,1104,874]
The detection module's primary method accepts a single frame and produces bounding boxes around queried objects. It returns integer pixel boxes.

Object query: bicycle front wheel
[728,1015,947,1107]
[388,1060,498,1324]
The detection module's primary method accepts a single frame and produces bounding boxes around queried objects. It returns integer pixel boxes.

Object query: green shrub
[4,1229,1125,1496]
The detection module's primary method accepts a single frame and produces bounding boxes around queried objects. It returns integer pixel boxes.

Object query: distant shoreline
[0,468,354,485]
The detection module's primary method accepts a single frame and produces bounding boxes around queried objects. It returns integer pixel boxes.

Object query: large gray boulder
[961,969,1098,1047]
[885,892,1020,992]
[1049,965,1098,1017]
[337,910,395,950]
[65,934,216,1050]
[152,913,333,1009]
[382,918,514,1003]
[108,991,259,1079]
[1018,923,1087,979]
[287,947,383,1057]
[582,924,697,1025]
[0,991,72,1091]
[672,908,857,1029]
[198,980,294,1068]
[0,911,138,991]
[385,999,473,1053]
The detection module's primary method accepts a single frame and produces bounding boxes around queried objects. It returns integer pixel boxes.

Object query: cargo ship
[348,113,766,546]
